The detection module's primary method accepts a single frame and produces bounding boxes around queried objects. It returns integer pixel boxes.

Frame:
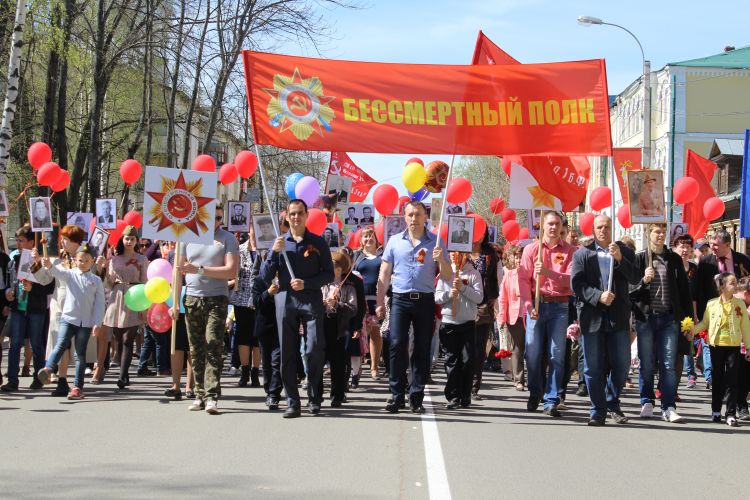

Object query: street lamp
[577,15,651,168]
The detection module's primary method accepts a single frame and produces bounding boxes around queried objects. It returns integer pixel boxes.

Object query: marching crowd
[1,199,749,425]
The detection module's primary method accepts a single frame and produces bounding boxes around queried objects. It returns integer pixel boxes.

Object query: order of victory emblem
[145,169,215,242]
[264,68,335,141]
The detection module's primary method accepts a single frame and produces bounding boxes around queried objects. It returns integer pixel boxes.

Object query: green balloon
[125,284,152,312]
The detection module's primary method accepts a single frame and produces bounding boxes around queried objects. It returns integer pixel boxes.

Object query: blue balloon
[409,187,430,202]
[285,173,305,200]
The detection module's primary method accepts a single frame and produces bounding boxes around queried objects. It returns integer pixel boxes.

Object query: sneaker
[350,375,359,390]
[738,409,750,421]
[189,400,205,411]
[663,407,685,423]
[556,401,568,411]
[308,403,321,415]
[205,400,219,415]
[265,396,280,410]
[711,412,722,423]
[385,398,402,413]
[543,406,562,417]
[0,382,18,392]
[137,368,157,377]
[503,371,513,381]
[686,376,696,389]
[706,381,712,390]
[84,367,93,376]
[37,367,53,385]
[639,402,654,418]
[67,387,84,400]
[227,366,239,377]
[608,409,629,424]
[575,385,588,397]
[726,415,739,427]
[445,399,461,410]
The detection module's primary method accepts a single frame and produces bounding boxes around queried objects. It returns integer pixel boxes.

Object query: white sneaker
[188,400,205,411]
[556,401,568,411]
[639,402,654,418]
[84,367,93,376]
[663,407,685,423]
[227,367,238,376]
[726,416,739,427]
[205,400,219,415]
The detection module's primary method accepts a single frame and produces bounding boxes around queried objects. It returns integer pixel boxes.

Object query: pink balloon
[147,258,173,284]
[294,176,320,206]
[147,303,172,333]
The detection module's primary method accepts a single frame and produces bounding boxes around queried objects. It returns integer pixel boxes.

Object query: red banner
[505,155,590,212]
[243,51,613,156]
[612,148,642,203]
[682,150,717,239]
[471,30,520,65]
[327,152,377,202]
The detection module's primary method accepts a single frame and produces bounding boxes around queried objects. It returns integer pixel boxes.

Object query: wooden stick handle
[534,212,544,311]
[170,242,182,355]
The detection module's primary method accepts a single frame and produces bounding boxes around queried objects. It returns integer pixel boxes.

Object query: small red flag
[612,148,642,203]
[327,152,377,202]
[471,30,520,65]
[505,155,591,212]
[682,149,717,239]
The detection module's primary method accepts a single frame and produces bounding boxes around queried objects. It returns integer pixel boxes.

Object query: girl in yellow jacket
[692,272,750,427]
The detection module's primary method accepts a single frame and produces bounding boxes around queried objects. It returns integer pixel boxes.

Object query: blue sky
[276,0,749,200]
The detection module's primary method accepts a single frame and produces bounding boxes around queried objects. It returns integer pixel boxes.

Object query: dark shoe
[608,409,629,424]
[737,409,750,421]
[308,403,321,415]
[250,368,261,388]
[576,385,588,397]
[238,366,250,387]
[350,375,360,390]
[330,398,343,408]
[50,378,70,397]
[21,366,31,377]
[385,398,402,413]
[706,381,712,390]
[283,406,301,418]
[164,388,182,400]
[137,368,157,377]
[266,396,280,410]
[29,378,43,390]
[445,399,461,410]
[543,406,562,417]
[1,382,18,392]
[587,416,605,426]
[459,399,471,408]
[410,404,426,414]
[471,389,482,401]
[185,390,196,399]
[712,414,722,423]
[526,397,540,412]
[116,378,127,389]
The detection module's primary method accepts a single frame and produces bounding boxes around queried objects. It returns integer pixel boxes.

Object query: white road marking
[421,389,452,500]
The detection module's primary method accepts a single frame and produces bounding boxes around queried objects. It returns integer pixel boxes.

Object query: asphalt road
[1,365,747,499]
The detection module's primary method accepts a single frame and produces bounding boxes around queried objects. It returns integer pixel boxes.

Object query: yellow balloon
[402,162,427,192]
[144,277,171,304]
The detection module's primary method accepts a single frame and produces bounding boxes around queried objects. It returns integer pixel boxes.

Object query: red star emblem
[146,171,213,237]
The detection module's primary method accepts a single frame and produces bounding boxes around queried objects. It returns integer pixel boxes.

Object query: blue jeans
[46,321,91,388]
[139,325,169,372]
[580,327,630,418]
[7,310,47,385]
[635,313,678,410]
[525,302,568,409]
[702,340,712,382]
[684,354,696,379]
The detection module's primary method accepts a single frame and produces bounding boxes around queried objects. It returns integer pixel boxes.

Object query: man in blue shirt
[376,201,450,413]
[261,199,334,418]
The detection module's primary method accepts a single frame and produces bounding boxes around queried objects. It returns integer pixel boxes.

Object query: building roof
[670,46,750,68]
[709,139,745,158]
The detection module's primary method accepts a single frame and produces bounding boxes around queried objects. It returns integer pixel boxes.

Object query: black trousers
[710,345,740,416]
[737,356,750,413]
[441,321,475,403]
[258,333,282,398]
[472,322,491,392]
[275,291,325,408]
[321,316,347,401]
[389,293,434,406]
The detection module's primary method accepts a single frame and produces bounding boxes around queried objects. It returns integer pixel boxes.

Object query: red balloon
[579,212,595,237]
[123,210,143,229]
[617,204,633,229]
[192,154,216,172]
[147,303,172,333]
[120,159,142,186]
[235,150,258,178]
[218,163,238,185]
[28,142,52,170]
[703,197,725,221]
[431,223,448,244]
[306,208,327,235]
[108,220,127,247]
[406,157,424,167]
[51,170,70,192]
[373,184,399,216]
[502,220,520,241]
[375,219,385,245]
[500,208,516,223]
[347,228,361,249]
[673,177,700,204]
[397,195,410,214]
[490,197,506,215]
[446,177,472,204]
[501,157,512,177]
[37,162,63,187]
[468,213,487,243]
[589,186,612,211]
[518,227,530,240]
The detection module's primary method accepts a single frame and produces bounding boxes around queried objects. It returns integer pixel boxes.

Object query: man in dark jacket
[630,223,692,423]
[1,225,55,392]
[571,215,638,426]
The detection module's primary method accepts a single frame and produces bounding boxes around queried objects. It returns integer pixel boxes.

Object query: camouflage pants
[184,295,228,402]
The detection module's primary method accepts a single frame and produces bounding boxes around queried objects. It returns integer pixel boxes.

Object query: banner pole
[170,242,182,355]
[435,153,456,247]
[608,156,616,291]
[534,211,544,312]
[254,144,296,280]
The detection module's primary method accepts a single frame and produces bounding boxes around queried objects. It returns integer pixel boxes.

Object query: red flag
[328,152,377,202]
[471,30,520,65]
[682,149,717,239]
[612,148,642,203]
[505,155,590,212]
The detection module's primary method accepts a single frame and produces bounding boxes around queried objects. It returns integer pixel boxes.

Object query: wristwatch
[198,265,205,275]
